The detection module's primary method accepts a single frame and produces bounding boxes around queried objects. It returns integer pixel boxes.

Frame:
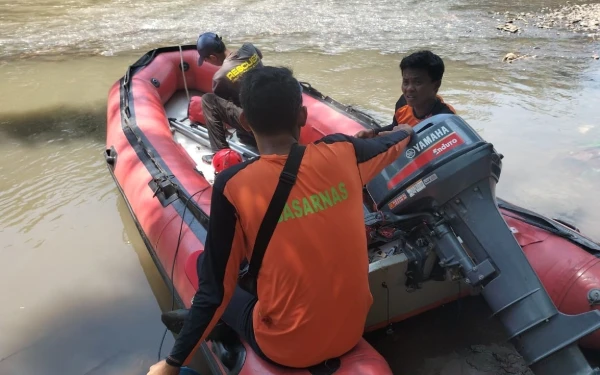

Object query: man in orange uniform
[356,50,456,139]
[147,66,413,375]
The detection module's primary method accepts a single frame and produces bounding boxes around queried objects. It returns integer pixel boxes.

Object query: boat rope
[158,185,211,361]
[179,45,190,103]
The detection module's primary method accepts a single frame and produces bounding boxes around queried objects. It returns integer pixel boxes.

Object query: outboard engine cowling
[367,114,489,214]
[366,114,600,375]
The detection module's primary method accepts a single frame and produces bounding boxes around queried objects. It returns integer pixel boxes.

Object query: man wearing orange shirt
[147,66,413,375]
[356,50,456,139]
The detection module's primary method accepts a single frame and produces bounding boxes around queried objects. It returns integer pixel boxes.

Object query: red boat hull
[105,45,600,374]
[106,46,391,374]
[502,209,600,348]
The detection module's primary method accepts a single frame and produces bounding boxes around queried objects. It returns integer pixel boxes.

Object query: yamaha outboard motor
[366,114,600,375]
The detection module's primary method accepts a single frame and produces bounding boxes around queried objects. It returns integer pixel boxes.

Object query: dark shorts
[196,252,273,363]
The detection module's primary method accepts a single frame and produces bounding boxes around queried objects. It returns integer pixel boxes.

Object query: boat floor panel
[164,89,203,121]
[164,90,259,185]
[165,90,216,183]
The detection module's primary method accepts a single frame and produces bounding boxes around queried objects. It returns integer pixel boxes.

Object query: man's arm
[356,95,406,138]
[319,125,413,184]
[164,178,245,368]
[212,75,233,101]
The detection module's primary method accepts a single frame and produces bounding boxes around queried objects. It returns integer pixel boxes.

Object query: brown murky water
[1,0,600,374]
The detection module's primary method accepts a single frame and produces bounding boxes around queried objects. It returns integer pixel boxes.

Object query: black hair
[399,50,445,82]
[238,66,303,136]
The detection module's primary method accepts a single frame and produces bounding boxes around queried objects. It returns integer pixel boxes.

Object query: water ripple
[0,142,113,234]
[0,0,594,65]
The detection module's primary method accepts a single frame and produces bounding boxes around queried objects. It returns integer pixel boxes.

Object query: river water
[1,0,599,374]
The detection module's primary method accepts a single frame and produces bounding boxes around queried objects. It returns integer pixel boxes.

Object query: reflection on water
[116,196,178,315]
[0,0,599,373]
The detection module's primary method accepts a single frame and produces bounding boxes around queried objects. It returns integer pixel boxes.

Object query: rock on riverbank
[534,3,600,33]
[494,3,600,36]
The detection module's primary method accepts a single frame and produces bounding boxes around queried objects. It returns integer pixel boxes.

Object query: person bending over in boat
[147,66,414,375]
[355,50,456,139]
[196,32,263,164]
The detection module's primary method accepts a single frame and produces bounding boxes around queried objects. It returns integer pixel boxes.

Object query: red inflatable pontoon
[105,45,600,374]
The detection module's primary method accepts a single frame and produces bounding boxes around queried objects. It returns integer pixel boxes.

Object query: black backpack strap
[239,143,306,294]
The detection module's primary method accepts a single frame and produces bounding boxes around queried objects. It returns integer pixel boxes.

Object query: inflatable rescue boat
[105,45,600,375]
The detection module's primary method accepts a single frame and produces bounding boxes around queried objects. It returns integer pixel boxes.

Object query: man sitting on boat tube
[355,50,456,138]
[147,67,414,374]
[195,32,264,164]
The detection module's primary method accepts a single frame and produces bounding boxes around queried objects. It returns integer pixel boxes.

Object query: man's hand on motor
[378,124,414,138]
[147,360,180,375]
[354,128,376,139]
